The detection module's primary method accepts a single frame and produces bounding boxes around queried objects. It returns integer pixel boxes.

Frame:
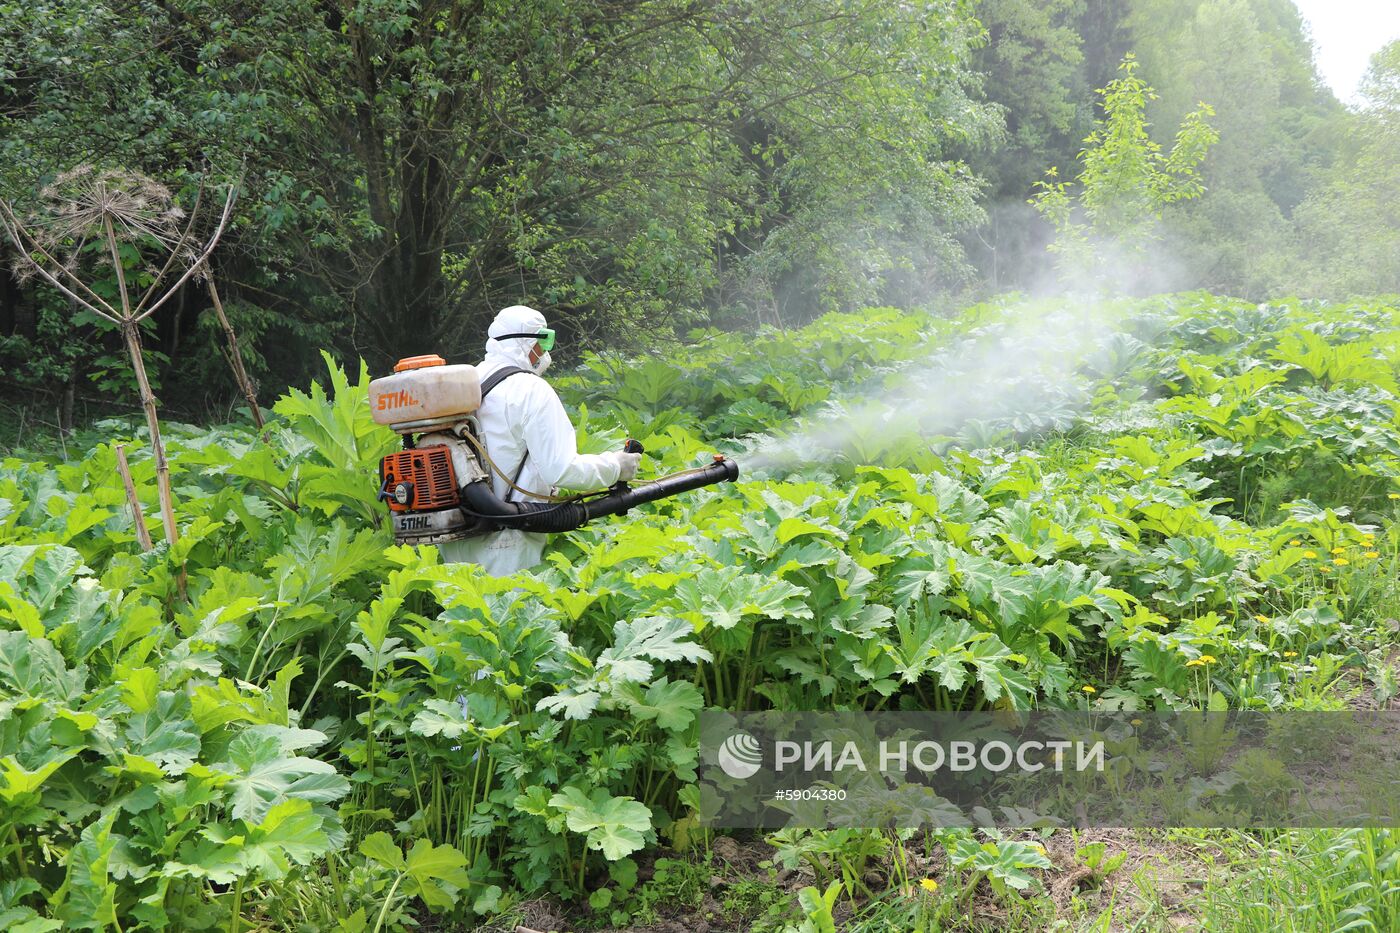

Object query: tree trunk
[60,374,76,435]
[121,320,179,548]
[392,149,448,359]
[0,241,19,337]
[170,284,185,358]
[204,264,265,428]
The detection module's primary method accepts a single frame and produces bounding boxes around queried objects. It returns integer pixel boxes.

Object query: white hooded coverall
[426,305,624,576]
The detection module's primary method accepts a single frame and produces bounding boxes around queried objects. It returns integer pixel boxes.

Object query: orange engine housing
[379,446,460,513]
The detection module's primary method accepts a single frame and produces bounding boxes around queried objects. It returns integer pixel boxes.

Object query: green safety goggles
[495,328,555,352]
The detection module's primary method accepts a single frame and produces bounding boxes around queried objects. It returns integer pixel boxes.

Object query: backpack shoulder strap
[479,365,531,400]
[475,365,533,503]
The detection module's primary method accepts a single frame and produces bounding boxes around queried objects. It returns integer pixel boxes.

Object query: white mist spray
[741,292,1156,475]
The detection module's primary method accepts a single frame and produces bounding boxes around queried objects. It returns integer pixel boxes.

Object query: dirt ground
[488,827,1220,933]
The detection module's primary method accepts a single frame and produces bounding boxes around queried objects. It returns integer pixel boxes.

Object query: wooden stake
[115,443,154,551]
[204,263,264,429]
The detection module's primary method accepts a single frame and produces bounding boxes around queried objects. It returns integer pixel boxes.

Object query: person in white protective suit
[426,305,641,576]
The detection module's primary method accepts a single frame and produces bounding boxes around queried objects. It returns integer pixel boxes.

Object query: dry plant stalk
[114,442,154,551]
[202,261,264,428]
[0,166,238,548]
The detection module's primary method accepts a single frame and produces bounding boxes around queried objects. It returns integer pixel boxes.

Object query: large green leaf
[601,616,712,674]
[360,833,472,910]
[166,798,331,887]
[210,799,331,882]
[122,692,200,776]
[670,567,810,631]
[0,748,78,802]
[620,678,703,732]
[215,727,348,823]
[410,695,515,742]
[0,631,84,703]
[54,811,118,930]
[549,786,653,860]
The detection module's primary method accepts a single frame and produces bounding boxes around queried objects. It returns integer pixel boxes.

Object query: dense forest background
[1,0,1396,426]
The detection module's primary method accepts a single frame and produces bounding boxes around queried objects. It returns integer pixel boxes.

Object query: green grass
[1196,829,1400,931]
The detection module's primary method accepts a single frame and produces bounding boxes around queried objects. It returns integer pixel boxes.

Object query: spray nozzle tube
[459,456,738,534]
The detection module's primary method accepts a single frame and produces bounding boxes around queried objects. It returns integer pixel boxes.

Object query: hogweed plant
[0,166,237,550]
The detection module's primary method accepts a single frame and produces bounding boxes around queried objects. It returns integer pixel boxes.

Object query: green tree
[1290,41,1400,296]
[970,0,1088,201]
[1126,0,1343,297]
[2,0,995,376]
[1030,54,1218,291]
[961,0,1100,291]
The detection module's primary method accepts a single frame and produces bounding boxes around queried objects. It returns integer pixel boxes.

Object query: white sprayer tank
[369,355,481,433]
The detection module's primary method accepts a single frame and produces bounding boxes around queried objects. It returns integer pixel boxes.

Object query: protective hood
[484,304,547,370]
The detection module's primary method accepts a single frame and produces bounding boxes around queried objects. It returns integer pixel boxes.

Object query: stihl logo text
[376,390,420,411]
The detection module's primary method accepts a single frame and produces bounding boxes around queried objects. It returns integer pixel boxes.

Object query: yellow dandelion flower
[1303,550,1318,559]
[920,878,939,893]
[1130,718,1144,726]
[1390,493,1400,500]
[1186,658,1206,667]
[1333,557,1350,566]
[1200,655,1217,664]
[1254,614,1269,623]
[1331,547,1346,555]
[1289,540,1301,546]
[1366,551,1380,559]
[1082,685,1096,694]
[1321,565,1333,573]
[1283,651,1298,658]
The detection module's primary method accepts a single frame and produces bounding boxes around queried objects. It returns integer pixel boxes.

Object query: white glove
[613,451,642,482]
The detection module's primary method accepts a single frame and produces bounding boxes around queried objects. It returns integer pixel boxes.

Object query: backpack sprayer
[369,354,740,546]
